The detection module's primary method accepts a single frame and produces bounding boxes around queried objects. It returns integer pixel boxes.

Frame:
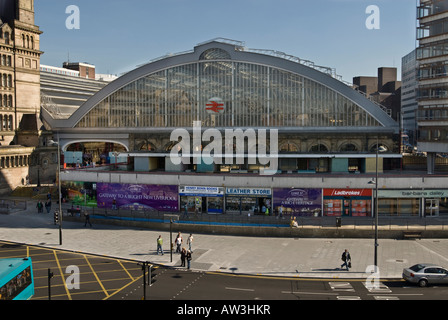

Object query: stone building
[0,0,48,193]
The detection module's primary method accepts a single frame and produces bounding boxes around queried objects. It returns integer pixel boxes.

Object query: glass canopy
[75,58,380,129]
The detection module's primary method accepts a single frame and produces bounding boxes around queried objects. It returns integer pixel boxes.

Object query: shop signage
[226,188,272,196]
[378,189,448,198]
[206,97,225,114]
[324,189,372,197]
[179,186,224,195]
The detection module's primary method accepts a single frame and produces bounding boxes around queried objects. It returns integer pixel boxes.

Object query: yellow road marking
[118,259,134,281]
[53,250,72,300]
[104,274,144,300]
[84,254,110,298]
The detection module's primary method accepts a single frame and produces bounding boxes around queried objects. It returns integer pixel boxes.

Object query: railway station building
[40,39,448,217]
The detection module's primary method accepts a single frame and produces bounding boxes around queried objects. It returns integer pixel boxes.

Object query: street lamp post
[368,136,382,272]
[57,135,63,245]
[374,138,379,270]
[49,136,63,245]
[170,219,173,263]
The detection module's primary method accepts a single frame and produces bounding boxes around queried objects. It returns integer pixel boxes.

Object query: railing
[65,204,448,230]
[0,200,28,214]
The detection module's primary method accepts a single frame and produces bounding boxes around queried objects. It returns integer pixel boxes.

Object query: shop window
[378,198,419,216]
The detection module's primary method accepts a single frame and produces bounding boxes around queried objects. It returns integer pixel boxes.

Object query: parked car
[402,263,448,287]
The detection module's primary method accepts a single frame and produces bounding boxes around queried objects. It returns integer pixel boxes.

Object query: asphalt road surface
[2,240,448,303]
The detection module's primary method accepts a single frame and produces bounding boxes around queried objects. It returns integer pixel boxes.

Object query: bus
[0,258,34,300]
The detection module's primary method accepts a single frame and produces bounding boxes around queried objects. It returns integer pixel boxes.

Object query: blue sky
[35,0,417,82]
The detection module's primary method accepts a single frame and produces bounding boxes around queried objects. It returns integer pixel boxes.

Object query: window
[8,115,12,130]
[425,268,439,274]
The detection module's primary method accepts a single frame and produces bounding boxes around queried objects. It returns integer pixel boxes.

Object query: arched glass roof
[47,40,398,133]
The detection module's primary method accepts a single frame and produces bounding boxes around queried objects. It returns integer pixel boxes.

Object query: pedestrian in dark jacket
[341,249,351,271]
[45,200,51,214]
[84,211,92,227]
[181,248,186,267]
[36,201,43,213]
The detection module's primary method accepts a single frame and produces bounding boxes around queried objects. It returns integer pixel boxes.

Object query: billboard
[273,188,322,217]
[97,183,178,212]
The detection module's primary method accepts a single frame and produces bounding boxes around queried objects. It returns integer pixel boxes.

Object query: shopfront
[225,187,272,214]
[323,189,372,217]
[273,188,322,217]
[179,186,224,214]
[377,189,448,217]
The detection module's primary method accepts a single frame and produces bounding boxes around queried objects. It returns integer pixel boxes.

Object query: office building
[416,0,448,173]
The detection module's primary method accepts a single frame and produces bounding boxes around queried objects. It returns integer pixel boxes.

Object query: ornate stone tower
[0,0,47,194]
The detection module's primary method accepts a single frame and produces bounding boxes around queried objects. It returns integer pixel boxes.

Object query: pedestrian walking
[341,249,351,271]
[175,232,183,254]
[180,247,186,267]
[45,199,52,214]
[36,201,43,213]
[84,211,92,227]
[156,235,164,255]
[186,250,192,269]
[187,233,194,253]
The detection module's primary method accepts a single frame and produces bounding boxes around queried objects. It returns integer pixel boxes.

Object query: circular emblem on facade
[206,97,225,114]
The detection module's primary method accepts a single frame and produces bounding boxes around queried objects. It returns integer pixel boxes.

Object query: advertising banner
[273,188,322,216]
[97,183,178,212]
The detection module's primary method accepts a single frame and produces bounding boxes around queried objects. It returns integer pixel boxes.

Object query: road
[2,240,448,307]
[114,267,448,301]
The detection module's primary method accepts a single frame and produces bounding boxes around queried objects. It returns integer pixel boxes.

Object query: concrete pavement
[1,201,448,280]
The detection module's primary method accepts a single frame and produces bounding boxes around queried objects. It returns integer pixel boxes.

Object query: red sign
[206,98,225,114]
[324,189,372,197]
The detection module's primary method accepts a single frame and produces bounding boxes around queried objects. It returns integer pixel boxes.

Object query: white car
[402,263,448,287]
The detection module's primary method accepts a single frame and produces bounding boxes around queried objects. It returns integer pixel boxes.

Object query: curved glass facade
[75,60,380,129]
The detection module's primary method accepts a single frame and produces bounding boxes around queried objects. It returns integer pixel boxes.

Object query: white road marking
[225,287,255,292]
